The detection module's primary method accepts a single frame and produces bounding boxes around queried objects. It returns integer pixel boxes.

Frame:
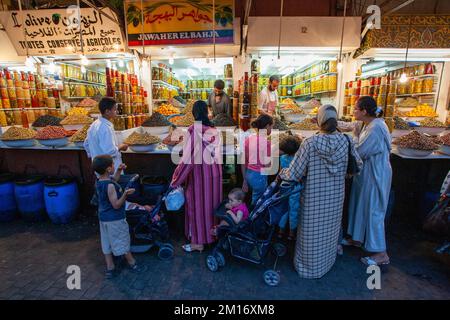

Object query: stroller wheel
[263,270,280,286]
[162,242,174,250]
[214,251,226,267]
[158,245,174,261]
[206,255,219,272]
[273,243,287,257]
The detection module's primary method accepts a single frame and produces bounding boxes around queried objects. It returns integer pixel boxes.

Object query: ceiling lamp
[80,54,89,66]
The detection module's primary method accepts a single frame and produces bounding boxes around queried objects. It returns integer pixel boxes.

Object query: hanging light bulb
[25,56,34,70]
[118,59,125,68]
[399,73,408,83]
[80,54,89,66]
[81,65,86,73]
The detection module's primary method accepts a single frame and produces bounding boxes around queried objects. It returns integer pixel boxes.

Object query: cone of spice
[69,124,90,142]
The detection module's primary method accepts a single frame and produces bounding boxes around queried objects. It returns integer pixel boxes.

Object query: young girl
[277,134,302,241]
[242,114,274,205]
[211,188,249,236]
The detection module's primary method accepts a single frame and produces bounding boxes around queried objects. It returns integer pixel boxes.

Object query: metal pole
[277,0,284,60]
[140,0,145,56]
[338,0,348,63]
[76,0,84,56]
[18,0,29,58]
[213,0,216,63]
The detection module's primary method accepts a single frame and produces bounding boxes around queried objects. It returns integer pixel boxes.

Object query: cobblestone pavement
[0,212,449,300]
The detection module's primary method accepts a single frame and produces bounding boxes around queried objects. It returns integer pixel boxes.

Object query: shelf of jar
[61,96,96,99]
[63,77,106,86]
[390,74,439,82]
[292,90,337,98]
[395,92,436,97]
[293,72,338,87]
[188,88,213,91]
[152,80,180,90]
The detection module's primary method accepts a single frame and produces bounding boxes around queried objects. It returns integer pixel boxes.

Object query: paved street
[0,212,449,300]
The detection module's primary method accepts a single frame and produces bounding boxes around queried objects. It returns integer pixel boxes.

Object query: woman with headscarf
[279,105,362,279]
[170,100,223,253]
[344,96,392,266]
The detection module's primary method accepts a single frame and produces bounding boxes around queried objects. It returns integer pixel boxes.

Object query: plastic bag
[165,186,185,211]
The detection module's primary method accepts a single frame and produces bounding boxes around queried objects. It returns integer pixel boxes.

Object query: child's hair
[280,135,301,156]
[92,155,113,175]
[229,188,246,202]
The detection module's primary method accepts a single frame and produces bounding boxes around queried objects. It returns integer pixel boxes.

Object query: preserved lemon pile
[124,132,161,145]
[68,107,89,116]
[61,114,94,125]
[1,126,36,140]
[156,103,180,116]
[69,125,90,142]
[406,104,437,117]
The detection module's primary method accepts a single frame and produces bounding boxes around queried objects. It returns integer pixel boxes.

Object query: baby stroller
[205,179,303,286]
[124,175,174,261]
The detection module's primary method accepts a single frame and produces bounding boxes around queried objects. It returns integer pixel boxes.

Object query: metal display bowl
[129,143,159,153]
[37,137,69,148]
[1,139,36,148]
[397,147,434,157]
[439,145,450,155]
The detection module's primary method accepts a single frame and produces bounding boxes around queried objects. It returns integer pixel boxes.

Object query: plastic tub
[44,177,79,224]
[14,175,46,221]
[0,173,17,222]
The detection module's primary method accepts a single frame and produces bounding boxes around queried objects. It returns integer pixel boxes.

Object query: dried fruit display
[60,114,94,125]
[124,132,161,145]
[440,132,450,146]
[1,126,36,140]
[394,116,411,130]
[172,112,195,127]
[69,124,90,142]
[393,130,439,150]
[282,104,305,114]
[419,117,446,128]
[76,98,98,108]
[181,100,195,115]
[35,126,68,140]
[32,115,63,127]
[398,97,418,107]
[289,118,319,130]
[141,112,171,127]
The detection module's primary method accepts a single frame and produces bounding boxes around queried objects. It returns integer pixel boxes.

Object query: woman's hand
[242,180,249,193]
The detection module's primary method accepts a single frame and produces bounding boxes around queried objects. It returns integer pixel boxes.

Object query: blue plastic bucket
[44,178,80,224]
[0,173,17,222]
[14,175,46,222]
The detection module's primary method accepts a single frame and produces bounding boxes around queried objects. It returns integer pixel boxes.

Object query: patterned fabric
[171,124,223,245]
[280,132,362,279]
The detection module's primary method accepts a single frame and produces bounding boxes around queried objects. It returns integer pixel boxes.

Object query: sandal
[182,244,204,253]
[361,256,390,266]
[341,238,362,248]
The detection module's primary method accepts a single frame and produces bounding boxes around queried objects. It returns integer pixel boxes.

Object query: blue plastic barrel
[142,176,168,205]
[14,175,46,222]
[0,173,17,222]
[44,178,80,224]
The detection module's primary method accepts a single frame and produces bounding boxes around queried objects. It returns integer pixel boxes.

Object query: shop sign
[125,0,234,46]
[0,8,125,56]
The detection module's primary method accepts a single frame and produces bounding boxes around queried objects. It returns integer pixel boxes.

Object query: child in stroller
[118,175,174,261]
[210,188,249,237]
[206,179,302,286]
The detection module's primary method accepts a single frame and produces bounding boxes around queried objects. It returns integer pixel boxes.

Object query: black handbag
[343,134,360,175]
